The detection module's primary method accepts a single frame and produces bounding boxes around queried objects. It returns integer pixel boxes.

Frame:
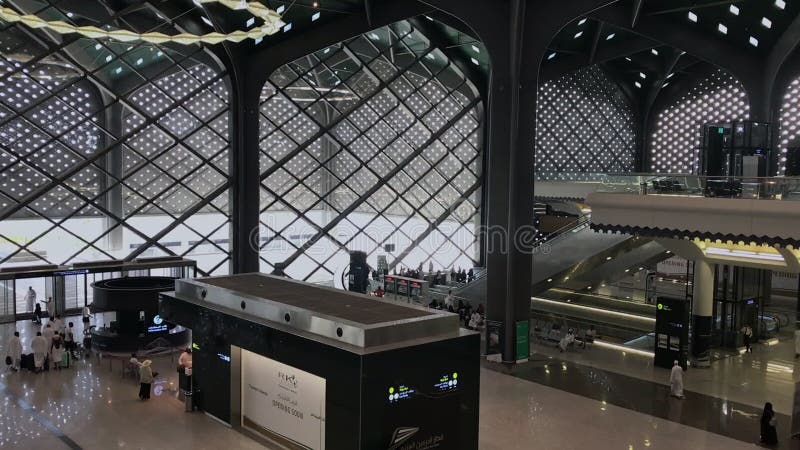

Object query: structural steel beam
[540,35,659,83]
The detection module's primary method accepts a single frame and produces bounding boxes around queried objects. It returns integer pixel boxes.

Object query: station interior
[0,0,799,449]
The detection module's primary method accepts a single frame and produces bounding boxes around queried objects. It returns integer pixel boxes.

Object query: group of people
[23,286,55,325]
[429,291,484,330]
[7,315,77,373]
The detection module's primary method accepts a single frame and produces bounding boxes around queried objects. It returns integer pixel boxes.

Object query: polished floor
[0,317,795,449]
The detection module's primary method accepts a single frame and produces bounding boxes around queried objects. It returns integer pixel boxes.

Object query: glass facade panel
[258,21,483,283]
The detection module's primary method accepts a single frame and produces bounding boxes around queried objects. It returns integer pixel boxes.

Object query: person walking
[760,402,778,446]
[24,287,36,314]
[42,323,55,349]
[741,324,754,353]
[6,331,21,371]
[65,323,75,357]
[30,332,47,373]
[670,360,685,399]
[139,360,154,400]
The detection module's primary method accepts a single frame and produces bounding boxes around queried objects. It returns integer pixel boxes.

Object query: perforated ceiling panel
[258,21,482,283]
[778,76,800,175]
[650,68,749,173]
[0,2,232,276]
[535,66,636,180]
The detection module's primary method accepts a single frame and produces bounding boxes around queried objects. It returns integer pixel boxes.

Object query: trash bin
[640,182,648,195]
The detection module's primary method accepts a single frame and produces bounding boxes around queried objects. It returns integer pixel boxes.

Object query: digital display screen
[434,373,459,392]
[388,385,415,403]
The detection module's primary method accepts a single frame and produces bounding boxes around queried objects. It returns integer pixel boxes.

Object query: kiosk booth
[159,273,479,450]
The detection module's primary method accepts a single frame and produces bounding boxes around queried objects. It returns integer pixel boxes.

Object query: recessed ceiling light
[547,52,557,60]
[201,16,213,26]
[639,72,647,79]
[635,81,642,88]
[246,17,255,27]
[574,31,584,38]
[471,45,480,53]
[311,11,320,21]
[578,18,587,25]
[718,23,728,34]
[666,72,674,79]
[749,36,759,47]
[94,43,102,50]
[762,17,772,28]
[625,57,632,61]
[776,0,786,9]
[688,11,698,22]
[651,49,659,56]
[606,33,616,40]
[283,22,292,32]
[729,5,740,15]
[470,57,480,66]
[663,82,669,88]
[277,5,285,14]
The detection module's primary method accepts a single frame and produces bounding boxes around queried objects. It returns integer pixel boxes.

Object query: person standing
[139,360,154,400]
[444,290,454,310]
[42,323,55,349]
[178,348,192,373]
[7,331,21,371]
[760,402,778,446]
[82,305,92,326]
[50,334,64,371]
[33,303,42,324]
[670,360,684,399]
[24,287,36,314]
[741,324,753,353]
[45,297,55,321]
[64,323,75,358]
[31,332,47,373]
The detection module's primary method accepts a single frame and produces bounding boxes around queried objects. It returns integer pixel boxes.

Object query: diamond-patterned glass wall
[258,21,482,283]
[535,66,636,180]
[650,69,749,173]
[778,76,800,175]
[0,5,231,276]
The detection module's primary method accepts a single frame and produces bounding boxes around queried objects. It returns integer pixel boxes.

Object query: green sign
[718,127,725,134]
[515,320,529,361]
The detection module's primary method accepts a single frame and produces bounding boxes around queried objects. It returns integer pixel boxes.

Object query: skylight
[776,0,786,9]
[762,17,773,28]
[688,11,698,22]
[729,5,740,15]
[718,23,728,34]
[749,36,759,47]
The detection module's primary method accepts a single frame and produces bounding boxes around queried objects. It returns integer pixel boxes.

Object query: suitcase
[61,352,70,369]
[21,353,34,371]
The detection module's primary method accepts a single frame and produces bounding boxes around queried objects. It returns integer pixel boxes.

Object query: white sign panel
[241,349,326,450]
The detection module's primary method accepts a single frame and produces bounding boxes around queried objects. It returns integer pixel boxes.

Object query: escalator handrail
[533,215,591,248]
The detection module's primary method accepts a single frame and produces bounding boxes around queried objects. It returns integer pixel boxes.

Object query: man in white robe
[42,323,55,348]
[7,331,21,370]
[24,287,36,312]
[670,360,684,399]
[31,332,47,371]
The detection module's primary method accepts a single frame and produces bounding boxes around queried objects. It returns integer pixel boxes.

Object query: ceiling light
[762,17,773,28]
[688,11,698,22]
[311,11,320,21]
[606,33,616,40]
[639,72,646,79]
[283,22,292,32]
[776,0,786,9]
[666,72,674,79]
[574,31,584,39]
[635,81,642,88]
[471,45,480,53]
[749,36,759,47]
[625,57,632,61]
[277,5,285,14]
[578,18,587,25]
[547,52,557,60]
[663,82,669,88]
[718,23,728,34]
[470,57,480,65]
[201,16,213,26]
[651,49,659,56]
[729,5,740,15]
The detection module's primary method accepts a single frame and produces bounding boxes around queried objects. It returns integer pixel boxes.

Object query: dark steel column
[228,53,266,274]
[103,101,124,252]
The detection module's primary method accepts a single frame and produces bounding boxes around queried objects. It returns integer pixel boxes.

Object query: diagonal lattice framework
[778,76,800,175]
[0,1,232,276]
[258,21,483,283]
[650,68,749,174]
[535,66,637,181]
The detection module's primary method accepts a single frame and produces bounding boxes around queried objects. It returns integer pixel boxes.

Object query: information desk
[159,273,479,450]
